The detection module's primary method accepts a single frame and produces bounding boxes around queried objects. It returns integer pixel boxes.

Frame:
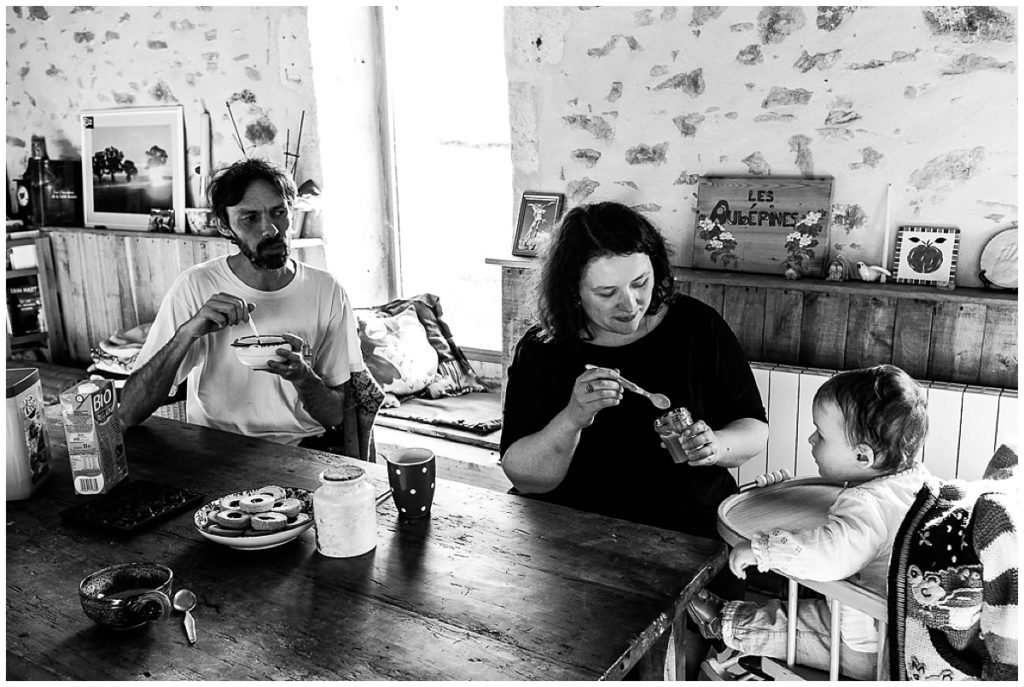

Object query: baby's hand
[728,542,757,579]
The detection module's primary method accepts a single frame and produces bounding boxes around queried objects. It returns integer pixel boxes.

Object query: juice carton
[59,379,128,495]
[6,369,52,500]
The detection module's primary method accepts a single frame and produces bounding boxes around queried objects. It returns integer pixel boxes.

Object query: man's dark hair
[536,201,674,344]
[815,364,929,473]
[207,158,297,231]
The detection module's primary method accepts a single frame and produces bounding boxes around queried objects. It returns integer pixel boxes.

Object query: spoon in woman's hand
[172,588,197,645]
[585,364,671,410]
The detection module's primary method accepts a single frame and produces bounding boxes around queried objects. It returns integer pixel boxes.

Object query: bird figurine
[856,261,892,282]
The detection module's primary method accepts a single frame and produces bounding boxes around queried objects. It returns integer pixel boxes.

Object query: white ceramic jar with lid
[312,465,377,557]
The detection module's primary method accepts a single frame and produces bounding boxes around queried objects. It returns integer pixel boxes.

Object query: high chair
[710,471,888,681]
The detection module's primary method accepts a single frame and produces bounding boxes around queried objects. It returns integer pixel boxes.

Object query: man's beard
[239,236,290,270]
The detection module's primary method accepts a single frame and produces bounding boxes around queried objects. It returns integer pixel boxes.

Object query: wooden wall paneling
[843,296,896,370]
[762,289,803,365]
[892,298,934,380]
[500,267,537,398]
[721,286,766,362]
[978,305,1018,388]
[50,231,91,362]
[80,233,134,349]
[794,367,833,477]
[765,366,801,476]
[921,382,965,480]
[996,389,1018,451]
[193,238,233,265]
[688,282,725,315]
[736,363,772,485]
[129,236,184,325]
[955,386,1001,482]
[799,291,850,370]
[34,236,68,362]
[672,278,691,298]
[927,302,985,385]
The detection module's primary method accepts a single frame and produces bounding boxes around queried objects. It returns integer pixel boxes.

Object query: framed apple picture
[891,225,960,287]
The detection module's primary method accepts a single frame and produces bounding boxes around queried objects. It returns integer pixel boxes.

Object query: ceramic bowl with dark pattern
[79,561,173,630]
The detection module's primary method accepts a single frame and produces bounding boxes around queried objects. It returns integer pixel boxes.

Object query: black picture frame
[512,191,565,257]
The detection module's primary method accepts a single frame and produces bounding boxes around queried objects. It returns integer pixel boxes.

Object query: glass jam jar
[653,407,694,464]
[313,465,377,558]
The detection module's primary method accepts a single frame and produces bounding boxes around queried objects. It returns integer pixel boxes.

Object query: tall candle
[198,111,212,207]
[200,112,212,177]
[880,183,894,284]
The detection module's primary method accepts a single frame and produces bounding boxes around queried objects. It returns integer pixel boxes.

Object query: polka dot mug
[384,448,436,519]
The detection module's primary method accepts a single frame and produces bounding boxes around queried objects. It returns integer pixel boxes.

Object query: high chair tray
[716,476,842,547]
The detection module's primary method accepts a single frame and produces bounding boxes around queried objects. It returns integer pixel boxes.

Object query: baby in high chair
[688,364,932,680]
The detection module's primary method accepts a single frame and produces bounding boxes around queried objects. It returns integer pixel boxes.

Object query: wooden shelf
[8,332,48,346]
[486,257,1016,306]
[489,255,1018,390]
[38,225,324,249]
[5,233,67,362]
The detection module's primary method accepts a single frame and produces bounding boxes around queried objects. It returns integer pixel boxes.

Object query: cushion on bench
[377,391,501,437]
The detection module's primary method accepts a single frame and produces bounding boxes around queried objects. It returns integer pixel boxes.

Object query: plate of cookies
[194,485,314,550]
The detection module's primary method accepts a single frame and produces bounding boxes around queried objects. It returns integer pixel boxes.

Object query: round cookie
[238,494,275,513]
[214,509,251,529]
[258,485,287,500]
[287,512,311,528]
[251,512,288,531]
[219,493,245,510]
[206,523,245,537]
[271,497,302,519]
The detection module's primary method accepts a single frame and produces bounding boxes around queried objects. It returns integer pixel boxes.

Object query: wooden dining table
[7,411,727,681]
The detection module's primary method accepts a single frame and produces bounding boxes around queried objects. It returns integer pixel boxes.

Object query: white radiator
[734,363,1018,483]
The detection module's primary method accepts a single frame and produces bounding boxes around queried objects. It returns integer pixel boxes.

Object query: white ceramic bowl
[231,335,289,370]
[194,486,314,550]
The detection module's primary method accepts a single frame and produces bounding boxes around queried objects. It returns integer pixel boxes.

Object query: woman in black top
[500,202,769,542]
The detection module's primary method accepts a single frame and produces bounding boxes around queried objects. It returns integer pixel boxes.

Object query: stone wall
[6,5,322,231]
[505,6,1018,287]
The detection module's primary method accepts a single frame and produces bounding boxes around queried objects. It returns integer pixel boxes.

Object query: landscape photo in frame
[80,106,185,231]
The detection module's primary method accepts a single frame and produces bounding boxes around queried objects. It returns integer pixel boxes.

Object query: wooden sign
[692,176,834,278]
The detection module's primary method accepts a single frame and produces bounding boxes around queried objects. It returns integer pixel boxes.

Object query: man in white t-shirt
[120,158,364,445]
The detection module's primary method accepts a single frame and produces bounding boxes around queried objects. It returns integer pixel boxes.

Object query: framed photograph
[81,106,185,231]
[692,176,834,277]
[512,191,565,257]
[891,225,960,286]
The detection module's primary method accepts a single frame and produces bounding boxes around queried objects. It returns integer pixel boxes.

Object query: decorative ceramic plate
[194,486,314,550]
[979,226,1018,289]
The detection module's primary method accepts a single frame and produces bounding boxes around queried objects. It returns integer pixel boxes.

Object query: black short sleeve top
[500,294,767,539]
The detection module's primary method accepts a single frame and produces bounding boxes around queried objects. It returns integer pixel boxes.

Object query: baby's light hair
[814,365,928,473]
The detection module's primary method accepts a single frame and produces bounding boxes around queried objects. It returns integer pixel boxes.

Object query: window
[384,6,511,352]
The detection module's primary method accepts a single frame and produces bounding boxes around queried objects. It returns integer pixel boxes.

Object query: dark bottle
[25,135,81,227]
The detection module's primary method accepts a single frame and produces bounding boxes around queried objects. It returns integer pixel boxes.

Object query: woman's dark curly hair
[536,201,674,344]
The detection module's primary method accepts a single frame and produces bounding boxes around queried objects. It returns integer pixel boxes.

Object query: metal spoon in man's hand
[172,588,197,645]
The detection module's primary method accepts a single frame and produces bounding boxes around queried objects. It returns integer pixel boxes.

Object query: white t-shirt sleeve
[131,274,203,390]
[313,280,365,389]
